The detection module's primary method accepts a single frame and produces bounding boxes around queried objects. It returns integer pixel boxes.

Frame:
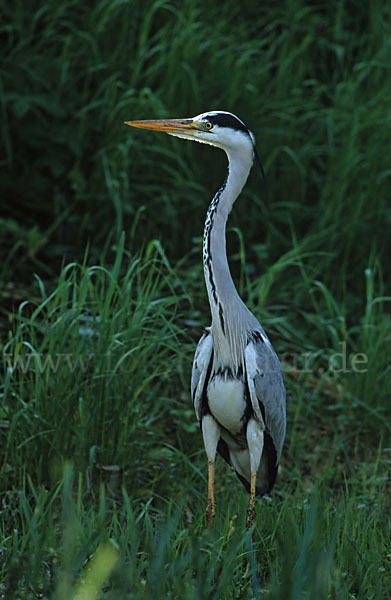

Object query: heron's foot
[206,499,216,528]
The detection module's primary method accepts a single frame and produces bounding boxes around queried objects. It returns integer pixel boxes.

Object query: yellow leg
[206,458,216,528]
[246,467,257,528]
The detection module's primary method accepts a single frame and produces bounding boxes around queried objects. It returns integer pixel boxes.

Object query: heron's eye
[205,121,213,130]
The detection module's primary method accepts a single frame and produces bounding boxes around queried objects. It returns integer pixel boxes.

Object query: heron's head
[126,110,257,151]
[125,110,265,181]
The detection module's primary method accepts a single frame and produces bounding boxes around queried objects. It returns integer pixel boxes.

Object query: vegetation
[1,0,390,597]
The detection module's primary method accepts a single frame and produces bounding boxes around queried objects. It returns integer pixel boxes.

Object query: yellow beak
[124,118,201,134]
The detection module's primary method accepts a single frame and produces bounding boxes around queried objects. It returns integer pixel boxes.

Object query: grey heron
[125,111,286,528]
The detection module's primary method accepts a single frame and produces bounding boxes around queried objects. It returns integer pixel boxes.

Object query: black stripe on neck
[203,177,228,307]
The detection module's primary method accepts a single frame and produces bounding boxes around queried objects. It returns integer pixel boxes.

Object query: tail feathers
[217,433,278,497]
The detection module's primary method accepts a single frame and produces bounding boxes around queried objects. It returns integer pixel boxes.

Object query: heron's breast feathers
[207,376,246,433]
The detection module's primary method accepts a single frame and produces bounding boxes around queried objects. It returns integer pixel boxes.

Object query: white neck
[202,143,257,368]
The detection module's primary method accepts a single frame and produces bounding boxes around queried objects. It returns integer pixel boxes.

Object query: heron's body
[126,111,286,527]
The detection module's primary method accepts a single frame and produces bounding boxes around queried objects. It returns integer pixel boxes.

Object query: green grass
[1,0,390,597]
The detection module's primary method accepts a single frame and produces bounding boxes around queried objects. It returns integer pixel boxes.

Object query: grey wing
[191,329,213,421]
[245,335,286,463]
